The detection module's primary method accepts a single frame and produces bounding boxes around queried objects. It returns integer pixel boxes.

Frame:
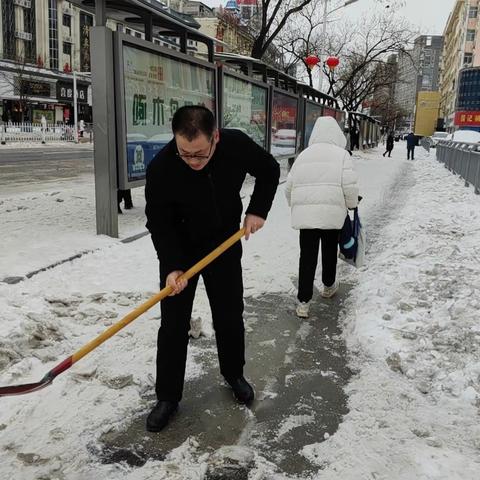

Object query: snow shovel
[0,228,245,397]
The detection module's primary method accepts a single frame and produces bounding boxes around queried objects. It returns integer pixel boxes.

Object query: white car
[272,129,296,147]
[429,131,449,147]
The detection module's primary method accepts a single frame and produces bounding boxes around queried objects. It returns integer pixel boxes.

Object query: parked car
[272,129,296,147]
[429,131,449,147]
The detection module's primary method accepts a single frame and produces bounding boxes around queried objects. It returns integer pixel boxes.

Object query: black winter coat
[145,129,280,274]
[386,134,394,150]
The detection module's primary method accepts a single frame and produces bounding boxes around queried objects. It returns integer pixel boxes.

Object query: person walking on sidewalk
[145,106,280,432]
[285,116,359,319]
[406,132,416,160]
[382,132,394,157]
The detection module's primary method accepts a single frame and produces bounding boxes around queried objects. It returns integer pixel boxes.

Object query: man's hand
[243,213,265,240]
[166,270,188,296]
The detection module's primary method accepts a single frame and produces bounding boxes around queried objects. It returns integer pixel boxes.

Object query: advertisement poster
[80,13,94,72]
[304,101,323,147]
[32,109,54,123]
[271,91,297,157]
[223,75,267,148]
[322,107,336,118]
[122,45,215,182]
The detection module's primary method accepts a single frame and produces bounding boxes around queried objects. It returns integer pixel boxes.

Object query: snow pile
[302,151,480,478]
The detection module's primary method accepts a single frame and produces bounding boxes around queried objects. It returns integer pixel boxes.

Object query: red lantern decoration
[325,56,340,70]
[305,55,320,70]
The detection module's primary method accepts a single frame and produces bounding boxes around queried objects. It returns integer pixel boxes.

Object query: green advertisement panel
[121,44,215,183]
[223,74,267,149]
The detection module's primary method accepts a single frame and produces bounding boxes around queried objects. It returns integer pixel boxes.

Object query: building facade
[0,0,203,123]
[394,35,444,131]
[439,0,480,131]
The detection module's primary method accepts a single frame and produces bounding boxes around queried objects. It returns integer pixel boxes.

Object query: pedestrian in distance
[382,132,394,157]
[406,132,416,160]
[285,116,359,319]
[145,105,280,432]
[79,118,85,138]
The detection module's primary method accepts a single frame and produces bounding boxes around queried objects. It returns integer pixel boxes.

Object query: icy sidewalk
[0,158,290,281]
[1,147,479,479]
[302,148,480,479]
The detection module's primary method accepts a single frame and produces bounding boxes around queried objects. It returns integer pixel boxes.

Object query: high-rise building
[394,35,444,131]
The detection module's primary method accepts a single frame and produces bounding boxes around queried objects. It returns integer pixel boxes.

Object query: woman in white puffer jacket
[285,116,359,318]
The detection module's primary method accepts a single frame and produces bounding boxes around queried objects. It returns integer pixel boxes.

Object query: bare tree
[322,11,416,111]
[276,0,325,86]
[248,0,405,62]
[0,46,40,122]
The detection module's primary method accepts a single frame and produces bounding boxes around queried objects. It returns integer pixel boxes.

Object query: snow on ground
[1,143,479,479]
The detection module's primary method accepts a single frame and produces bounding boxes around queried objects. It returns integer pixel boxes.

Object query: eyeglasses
[176,138,214,161]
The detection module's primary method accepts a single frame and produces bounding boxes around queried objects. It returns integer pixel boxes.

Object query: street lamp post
[319,0,359,92]
[73,71,78,143]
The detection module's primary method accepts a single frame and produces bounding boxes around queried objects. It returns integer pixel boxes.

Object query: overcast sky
[202,0,457,36]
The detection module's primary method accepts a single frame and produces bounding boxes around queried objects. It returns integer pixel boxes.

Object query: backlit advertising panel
[223,74,267,148]
[304,101,323,147]
[271,91,298,156]
[121,44,215,183]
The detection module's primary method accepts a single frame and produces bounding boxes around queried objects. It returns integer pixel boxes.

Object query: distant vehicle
[429,131,449,147]
[450,129,480,144]
[272,129,296,147]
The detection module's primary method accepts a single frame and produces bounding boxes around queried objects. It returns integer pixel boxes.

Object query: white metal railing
[0,122,93,144]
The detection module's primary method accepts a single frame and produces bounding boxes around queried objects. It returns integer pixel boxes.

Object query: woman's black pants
[297,229,340,303]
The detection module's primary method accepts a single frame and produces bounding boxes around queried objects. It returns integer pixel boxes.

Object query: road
[0,146,94,195]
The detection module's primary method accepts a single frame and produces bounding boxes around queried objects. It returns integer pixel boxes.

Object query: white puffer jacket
[285,116,359,230]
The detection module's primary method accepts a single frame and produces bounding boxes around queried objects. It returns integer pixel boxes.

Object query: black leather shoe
[225,376,254,405]
[146,400,178,432]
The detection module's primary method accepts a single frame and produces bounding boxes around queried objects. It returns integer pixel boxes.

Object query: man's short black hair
[172,105,216,141]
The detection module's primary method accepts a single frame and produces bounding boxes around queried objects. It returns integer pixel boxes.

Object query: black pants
[383,148,393,157]
[156,243,245,402]
[298,229,340,303]
[407,146,415,160]
[117,189,133,213]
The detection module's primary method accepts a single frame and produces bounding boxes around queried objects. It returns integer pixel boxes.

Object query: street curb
[1,180,287,285]
[1,230,150,285]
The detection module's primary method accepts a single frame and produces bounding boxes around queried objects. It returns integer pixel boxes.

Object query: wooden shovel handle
[71,228,245,365]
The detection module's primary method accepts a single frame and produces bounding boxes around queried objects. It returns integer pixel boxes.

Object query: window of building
[426,36,432,47]
[63,42,71,55]
[241,6,251,19]
[63,13,71,28]
[48,0,59,69]
[464,53,473,65]
[469,6,478,18]
[125,28,132,35]
[467,29,476,42]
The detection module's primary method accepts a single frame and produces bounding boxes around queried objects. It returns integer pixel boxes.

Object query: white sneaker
[296,301,310,318]
[321,282,339,298]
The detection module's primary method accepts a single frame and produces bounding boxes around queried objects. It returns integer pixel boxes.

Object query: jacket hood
[308,116,346,148]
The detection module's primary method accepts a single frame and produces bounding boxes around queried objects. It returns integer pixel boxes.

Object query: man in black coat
[145,106,280,432]
[406,132,416,160]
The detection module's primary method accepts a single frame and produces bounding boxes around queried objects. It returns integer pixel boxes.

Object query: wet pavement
[0,147,93,195]
[98,285,352,477]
